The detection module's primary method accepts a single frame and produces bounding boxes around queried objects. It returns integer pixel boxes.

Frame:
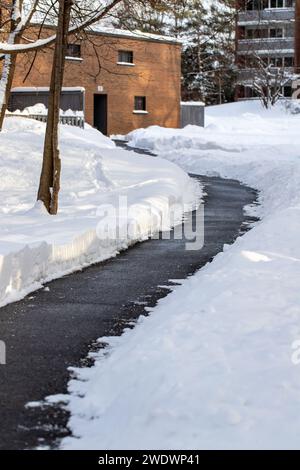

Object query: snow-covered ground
[0,117,198,307]
[60,101,300,450]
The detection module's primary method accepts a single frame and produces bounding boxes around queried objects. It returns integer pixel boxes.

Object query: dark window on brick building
[118,50,134,64]
[134,96,147,111]
[66,44,81,58]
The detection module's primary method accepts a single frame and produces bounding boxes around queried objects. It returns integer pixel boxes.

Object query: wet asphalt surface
[0,146,258,450]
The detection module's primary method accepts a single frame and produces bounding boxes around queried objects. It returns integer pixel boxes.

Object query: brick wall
[12,28,182,135]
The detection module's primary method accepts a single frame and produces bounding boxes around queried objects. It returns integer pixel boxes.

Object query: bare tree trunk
[37,0,73,215]
[0,0,22,131]
[0,54,18,130]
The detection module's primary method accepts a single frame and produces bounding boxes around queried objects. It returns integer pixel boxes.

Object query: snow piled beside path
[0,117,198,307]
[61,101,300,450]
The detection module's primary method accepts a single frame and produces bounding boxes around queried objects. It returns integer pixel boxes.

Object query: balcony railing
[237,37,294,53]
[238,8,295,25]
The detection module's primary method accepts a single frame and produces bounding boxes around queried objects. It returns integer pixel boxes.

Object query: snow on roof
[89,25,181,45]
[29,17,181,46]
[11,87,85,93]
[181,101,205,107]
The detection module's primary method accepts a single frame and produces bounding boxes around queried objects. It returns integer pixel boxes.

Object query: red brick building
[10,26,182,135]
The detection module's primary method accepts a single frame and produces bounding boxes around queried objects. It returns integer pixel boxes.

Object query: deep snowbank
[60,101,300,450]
[127,101,300,218]
[0,117,198,307]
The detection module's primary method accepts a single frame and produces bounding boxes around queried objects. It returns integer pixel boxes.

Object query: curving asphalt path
[0,169,258,450]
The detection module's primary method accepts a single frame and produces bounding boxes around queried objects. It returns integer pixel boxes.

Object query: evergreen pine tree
[182,1,236,104]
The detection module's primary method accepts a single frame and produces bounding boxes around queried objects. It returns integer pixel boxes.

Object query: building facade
[10,27,181,135]
[235,0,300,99]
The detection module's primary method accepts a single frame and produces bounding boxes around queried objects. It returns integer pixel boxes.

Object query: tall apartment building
[235,0,300,99]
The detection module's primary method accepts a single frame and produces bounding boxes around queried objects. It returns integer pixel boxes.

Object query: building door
[94,94,107,135]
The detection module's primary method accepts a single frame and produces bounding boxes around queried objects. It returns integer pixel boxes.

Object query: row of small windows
[65,44,135,66]
[241,85,293,97]
[244,27,287,39]
[246,0,294,9]
[265,56,294,67]
[240,55,294,67]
